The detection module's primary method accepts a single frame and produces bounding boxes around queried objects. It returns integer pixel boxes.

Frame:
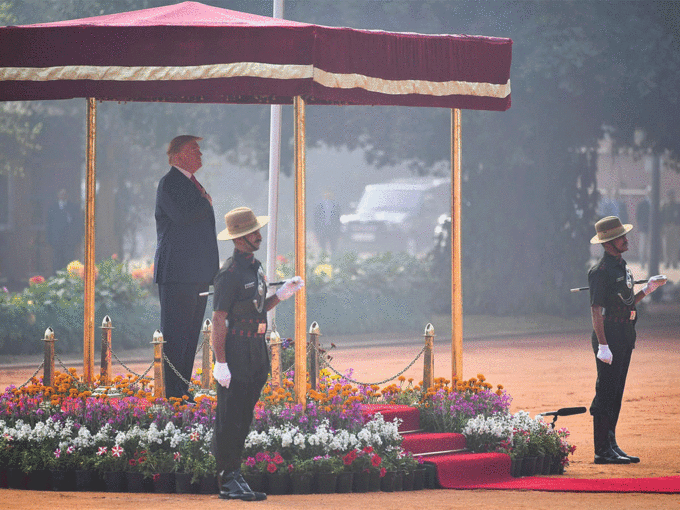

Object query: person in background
[588,216,666,465]
[635,190,651,267]
[661,190,680,269]
[313,191,341,256]
[46,188,83,274]
[154,135,219,401]
[210,207,304,501]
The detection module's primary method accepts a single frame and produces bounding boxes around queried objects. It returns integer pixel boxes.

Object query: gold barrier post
[152,330,166,399]
[423,323,435,391]
[83,98,97,384]
[99,316,112,387]
[42,327,56,388]
[201,319,212,390]
[269,329,282,390]
[451,108,463,380]
[308,322,320,391]
[293,95,307,407]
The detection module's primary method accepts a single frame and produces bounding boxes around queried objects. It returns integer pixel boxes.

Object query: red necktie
[190,175,203,192]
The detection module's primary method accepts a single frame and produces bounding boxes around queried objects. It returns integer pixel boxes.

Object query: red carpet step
[401,432,467,454]
[361,404,420,432]
[362,404,680,493]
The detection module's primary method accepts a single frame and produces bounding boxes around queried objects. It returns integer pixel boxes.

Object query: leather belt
[228,319,267,337]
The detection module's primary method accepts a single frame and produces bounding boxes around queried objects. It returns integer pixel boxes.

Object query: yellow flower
[314,263,333,279]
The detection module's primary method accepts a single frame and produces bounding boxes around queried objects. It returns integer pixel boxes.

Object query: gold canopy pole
[451,109,463,381]
[293,96,307,406]
[84,98,97,384]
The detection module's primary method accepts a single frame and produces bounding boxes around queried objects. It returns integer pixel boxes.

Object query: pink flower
[54,448,61,458]
[189,431,200,442]
[245,457,256,468]
[96,447,107,456]
[112,445,124,457]
[272,453,284,465]
[267,462,277,474]
[66,446,75,455]
[173,452,181,462]
[255,452,267,463]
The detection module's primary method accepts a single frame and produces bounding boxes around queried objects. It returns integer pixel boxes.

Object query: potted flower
[142,448,179,493]
[93,445,129,491]
[312,454,343,494]
[289,456,314,494]
[263,451,292,495]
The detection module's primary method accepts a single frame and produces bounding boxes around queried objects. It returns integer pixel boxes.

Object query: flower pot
[380,471,397,492]
[352,470,370,493]
[51,470,76,491]
[242,473,265,493]
[511,457,523,477]
[103,471,126,492]
[401,471,414,491]
[315,472,337,494]
[412,468,426,490]
[126,471,146,493]
[199,474,218,494]
[152,472,175,493]
[534,455,545,476]
[75,470,93,491]
[28,469,51,490]
[520,456,537,477]
[393,471,404,491]
[0,469,8,489]
[542,455,553,475]
[550,456,565,475]
[291,472,313,494]
[8,469,29,490]
[174,472,194,494]
[368,470,381,492]
[336,472,353,493]
[266,472,290,495]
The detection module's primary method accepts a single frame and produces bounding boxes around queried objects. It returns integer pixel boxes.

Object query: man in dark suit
[46,188,83,274]
[154,135,219,401]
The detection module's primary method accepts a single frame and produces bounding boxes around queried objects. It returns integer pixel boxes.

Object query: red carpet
[443,474,680,493]
[362,404,680,493]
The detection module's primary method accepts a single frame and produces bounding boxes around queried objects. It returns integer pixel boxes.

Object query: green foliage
[0,257,159,354]
[274,252,432,335]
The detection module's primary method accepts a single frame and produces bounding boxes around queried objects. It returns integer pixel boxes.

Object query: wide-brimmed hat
[217,207,269,240]
[590,216,633,244]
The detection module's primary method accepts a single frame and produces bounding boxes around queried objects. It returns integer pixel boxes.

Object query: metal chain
[312,341,427,387]
[17,361,44,389]
[110,349,149,378]
[162,352,201,392]
[54,353,80,382]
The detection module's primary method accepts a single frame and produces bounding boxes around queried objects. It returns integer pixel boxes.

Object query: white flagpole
[266,0,284,330]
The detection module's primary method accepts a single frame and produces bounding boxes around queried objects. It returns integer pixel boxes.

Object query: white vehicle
[339,177,450,255]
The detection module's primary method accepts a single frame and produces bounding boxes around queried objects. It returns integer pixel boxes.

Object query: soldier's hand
[597,344,613,365]
[276,276,305,301]
[214,361,231,388]
[643,275,667,295]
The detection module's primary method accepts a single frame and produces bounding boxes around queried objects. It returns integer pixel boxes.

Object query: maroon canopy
[0,1,512,110]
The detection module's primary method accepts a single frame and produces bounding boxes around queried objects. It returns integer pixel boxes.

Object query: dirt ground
[2,322,680,509]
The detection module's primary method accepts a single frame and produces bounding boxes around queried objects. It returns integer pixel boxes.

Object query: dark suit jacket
[153,167,219,284]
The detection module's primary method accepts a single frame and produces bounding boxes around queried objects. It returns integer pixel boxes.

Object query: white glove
[597,344,613,365]
[275,276,305,301]
[642,275,667,295]
[213,361,231,388]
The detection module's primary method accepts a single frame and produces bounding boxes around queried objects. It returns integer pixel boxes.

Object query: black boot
[218,469,267,501]
[593,415,630,465]
[608,430,640,463]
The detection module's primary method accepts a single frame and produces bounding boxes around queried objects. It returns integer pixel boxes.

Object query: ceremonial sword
[199,281,285,297]
[569,279,648,293]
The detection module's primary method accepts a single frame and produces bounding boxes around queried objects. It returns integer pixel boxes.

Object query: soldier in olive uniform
[210,207,304,501]
[588,216,666,465]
